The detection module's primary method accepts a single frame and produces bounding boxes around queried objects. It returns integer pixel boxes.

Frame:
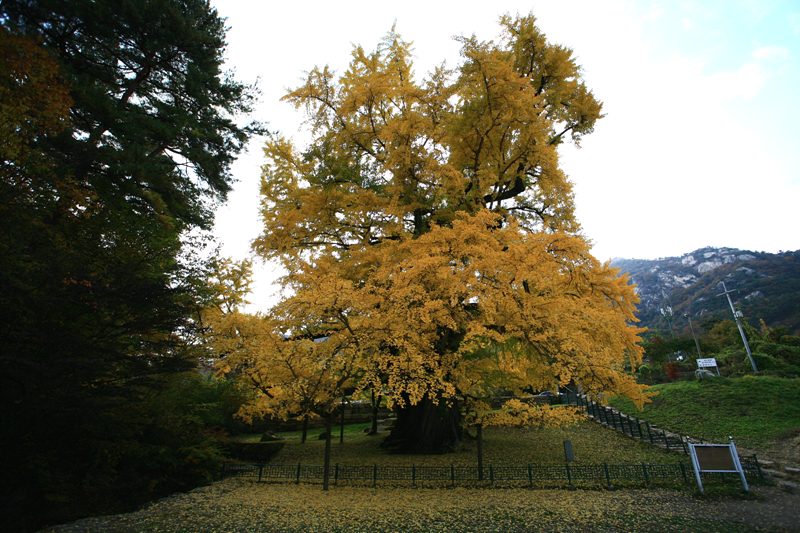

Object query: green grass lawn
[608,376,800,448]
[240,419,686,468]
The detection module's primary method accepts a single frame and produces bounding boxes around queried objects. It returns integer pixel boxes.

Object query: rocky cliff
[610,247,800,334]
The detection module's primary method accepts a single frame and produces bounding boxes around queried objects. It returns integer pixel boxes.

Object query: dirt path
[40,478,800,533]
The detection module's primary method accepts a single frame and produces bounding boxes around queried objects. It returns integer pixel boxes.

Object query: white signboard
[696,358,720,376]
[688,438,749,493]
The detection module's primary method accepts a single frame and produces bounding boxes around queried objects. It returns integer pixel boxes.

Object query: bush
[664,362,680,380]
[780,335,800,347]
[2,372,252,533]
[635,363,666,384]
[751,352,779,372]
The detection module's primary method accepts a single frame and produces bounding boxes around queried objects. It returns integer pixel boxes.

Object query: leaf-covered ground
[40,477,800,533]
[262,421,685,468]
[40,420,800,532]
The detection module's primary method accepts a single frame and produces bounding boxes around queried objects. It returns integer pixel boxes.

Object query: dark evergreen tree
[0,1,262,530]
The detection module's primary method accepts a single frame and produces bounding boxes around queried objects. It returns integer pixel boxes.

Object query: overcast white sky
[209,0,800,312]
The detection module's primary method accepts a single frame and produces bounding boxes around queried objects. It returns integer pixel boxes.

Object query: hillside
[608,376,800,449]
[611,247,800,334]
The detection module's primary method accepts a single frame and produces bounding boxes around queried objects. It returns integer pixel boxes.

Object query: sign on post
[688,437,749,493]
[696,357,720,376]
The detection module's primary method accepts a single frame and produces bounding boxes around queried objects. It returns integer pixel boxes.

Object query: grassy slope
[608,376,800,448]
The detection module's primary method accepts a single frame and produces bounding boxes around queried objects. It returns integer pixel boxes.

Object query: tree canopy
[221,14,646,455]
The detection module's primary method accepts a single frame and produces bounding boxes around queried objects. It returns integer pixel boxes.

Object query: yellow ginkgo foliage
[473,399,585,430]
[239,13,647,455]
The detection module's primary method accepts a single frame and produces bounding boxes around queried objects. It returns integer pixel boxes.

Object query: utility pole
[717,282,758,372]
[684,313,703,358]
[660,304,675,339]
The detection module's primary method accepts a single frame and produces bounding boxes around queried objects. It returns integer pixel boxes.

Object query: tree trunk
[369,389,379,435]
[339,397,345,444]
[382,395,461,454]
[301,415,309,444]
[477,423,484,480]
[323,412,333,491]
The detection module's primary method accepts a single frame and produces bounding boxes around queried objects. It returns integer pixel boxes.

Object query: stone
[260,431,282,442]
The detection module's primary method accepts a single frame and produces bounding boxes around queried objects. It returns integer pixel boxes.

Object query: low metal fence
[222,457,762,488]
[561,391,692,453]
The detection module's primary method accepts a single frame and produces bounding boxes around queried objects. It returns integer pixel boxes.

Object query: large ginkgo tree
[244,14,647,454]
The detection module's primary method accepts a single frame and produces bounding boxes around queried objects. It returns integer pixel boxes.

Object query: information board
[696,357,720,376]
[694,445,736,471]
[688,438,748,493]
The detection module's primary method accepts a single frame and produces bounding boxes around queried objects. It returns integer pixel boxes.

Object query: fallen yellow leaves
[40,478,799,533]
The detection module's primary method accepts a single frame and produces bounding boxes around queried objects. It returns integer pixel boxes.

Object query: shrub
[664,362,680,380]
[780,335,800,347]
[636,363,666,384]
